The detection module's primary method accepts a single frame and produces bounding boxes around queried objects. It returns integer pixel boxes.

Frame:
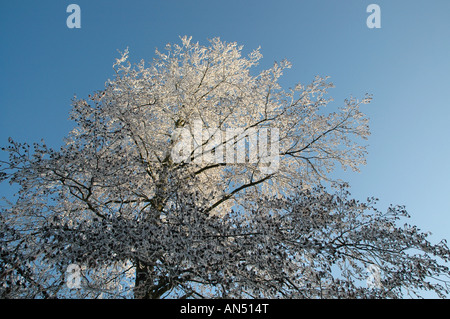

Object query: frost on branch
[1,37,449,298]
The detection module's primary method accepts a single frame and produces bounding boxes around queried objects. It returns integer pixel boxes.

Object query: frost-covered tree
[1,36,449,299]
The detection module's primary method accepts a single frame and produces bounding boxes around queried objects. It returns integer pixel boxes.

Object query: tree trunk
[134,165,172,299]
[134,260,173,299]
[134,260,153,299]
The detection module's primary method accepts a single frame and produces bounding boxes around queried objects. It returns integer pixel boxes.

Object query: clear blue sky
[1,0,449,261]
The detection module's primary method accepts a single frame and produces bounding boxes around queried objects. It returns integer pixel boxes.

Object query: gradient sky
[1,0,449,284]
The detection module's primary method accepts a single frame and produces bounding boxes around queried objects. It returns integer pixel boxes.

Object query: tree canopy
[1,36,449,298]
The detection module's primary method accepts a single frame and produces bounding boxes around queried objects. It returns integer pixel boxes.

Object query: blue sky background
[1,0,449,295]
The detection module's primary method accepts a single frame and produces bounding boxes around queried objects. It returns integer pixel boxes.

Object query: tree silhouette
[1,37,448,298]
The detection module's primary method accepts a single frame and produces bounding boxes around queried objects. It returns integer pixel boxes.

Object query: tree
[1,36,449,298]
